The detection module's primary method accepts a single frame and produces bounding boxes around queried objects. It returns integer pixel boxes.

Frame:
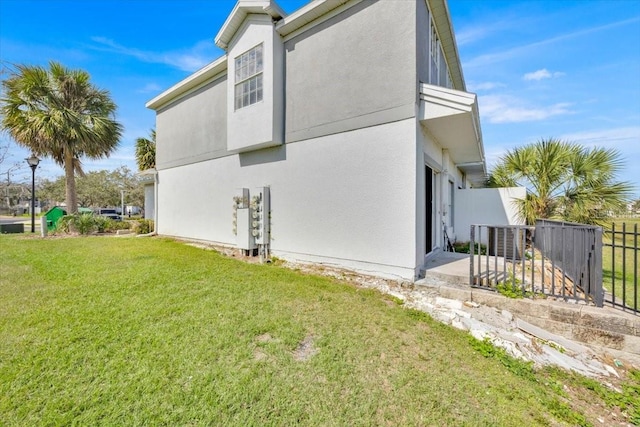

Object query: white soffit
[419,83,486,173]
[215,0,287,49]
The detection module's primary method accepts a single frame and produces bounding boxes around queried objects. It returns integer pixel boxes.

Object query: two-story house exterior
[146,0,488,280]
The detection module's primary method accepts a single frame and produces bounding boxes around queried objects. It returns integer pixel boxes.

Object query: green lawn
[603,218,640,309]
[1,235,638,426]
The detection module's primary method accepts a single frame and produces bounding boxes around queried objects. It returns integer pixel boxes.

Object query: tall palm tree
[135,129,155,171]
[1,62,122,213]
[488,138,633,225]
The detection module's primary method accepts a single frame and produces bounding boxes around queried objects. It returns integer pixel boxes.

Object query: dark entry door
[425,165,433,253]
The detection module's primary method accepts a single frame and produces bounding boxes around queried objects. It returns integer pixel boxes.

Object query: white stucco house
[146,0,522,280]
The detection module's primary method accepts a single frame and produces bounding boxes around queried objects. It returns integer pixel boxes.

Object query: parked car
[95,208,121,221]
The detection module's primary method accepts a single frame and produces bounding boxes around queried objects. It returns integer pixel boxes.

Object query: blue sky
[1,0,639,196]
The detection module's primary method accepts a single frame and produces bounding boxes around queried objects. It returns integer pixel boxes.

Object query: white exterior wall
[157,118,418,280]
[454,187,526,243]
[419,123,442,256]
[143,184,155,220]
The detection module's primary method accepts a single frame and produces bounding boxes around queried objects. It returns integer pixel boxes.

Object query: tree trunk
[64,149,77,214]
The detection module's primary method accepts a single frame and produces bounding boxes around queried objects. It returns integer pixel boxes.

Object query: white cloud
[558,127,640,152]
[464,16,640,69]
[90,37,220,72]
[523,69,550,81]
[480,95,573,123]
[523,68,565,81]
[137,82,163,94]
[455,26,492,47]
[467,81,506,92]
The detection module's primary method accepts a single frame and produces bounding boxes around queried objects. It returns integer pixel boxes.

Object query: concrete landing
[422,252,470,284]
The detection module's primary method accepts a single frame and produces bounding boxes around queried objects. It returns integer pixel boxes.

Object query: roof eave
[275,0,352,36]
[215,0,287,50]
[145,55,227,110]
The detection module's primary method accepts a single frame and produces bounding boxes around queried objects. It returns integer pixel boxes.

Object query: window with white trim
[234,44,263,110]
[430,22,439,85]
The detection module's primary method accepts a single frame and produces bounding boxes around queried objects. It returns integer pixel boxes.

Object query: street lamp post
[25,155,40,233]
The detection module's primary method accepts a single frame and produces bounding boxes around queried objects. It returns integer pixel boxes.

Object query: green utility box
[44,206,67,231]
[44,206,94,231]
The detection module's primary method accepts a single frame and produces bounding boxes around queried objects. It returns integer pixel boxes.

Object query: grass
[602,218,640,309]
[1,235,638,426]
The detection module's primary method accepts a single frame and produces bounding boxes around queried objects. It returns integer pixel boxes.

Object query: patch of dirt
[256,333,274,343]
[559,381,637,426]
[253,349,268,361]
[253,333,278,361]
[293,334,318,361]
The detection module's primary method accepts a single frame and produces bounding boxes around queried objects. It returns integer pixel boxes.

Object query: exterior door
[425,165,434,253]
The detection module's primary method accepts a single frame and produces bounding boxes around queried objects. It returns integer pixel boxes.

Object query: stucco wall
[283,0,416,143]
[157,118,419,280]
[143,184,155,221]
[454,187,527,243]
[156,77,227,170]
[416,0,431,86]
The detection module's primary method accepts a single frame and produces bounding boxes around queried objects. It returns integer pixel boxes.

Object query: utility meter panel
[236,207,257,250]
[234,188,256,250]
[251,187,270,245]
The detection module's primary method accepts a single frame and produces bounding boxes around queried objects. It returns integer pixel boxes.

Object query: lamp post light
[25,155,40,233]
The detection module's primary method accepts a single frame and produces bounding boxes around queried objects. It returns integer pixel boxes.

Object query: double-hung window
[234,44,263,110]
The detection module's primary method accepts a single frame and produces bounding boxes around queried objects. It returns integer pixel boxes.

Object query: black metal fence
[604,222,639,313]
[470,220,604,306]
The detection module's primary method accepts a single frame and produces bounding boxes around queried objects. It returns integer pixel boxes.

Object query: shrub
[93,216,111,233]
[453,241,487,255]
[98,218,130,233]
[54,213,96,235]
[53,214,132,235]
[132,219,154,234]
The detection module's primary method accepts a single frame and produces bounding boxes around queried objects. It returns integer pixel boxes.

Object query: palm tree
[488,138,633,225]
[135,129,155,171]
[1,62,122,213]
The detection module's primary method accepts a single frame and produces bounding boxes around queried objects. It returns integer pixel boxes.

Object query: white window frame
[234,44,263,110]
[430,22,440,86]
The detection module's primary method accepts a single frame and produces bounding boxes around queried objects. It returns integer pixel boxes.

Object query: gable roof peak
[215,0,287,50]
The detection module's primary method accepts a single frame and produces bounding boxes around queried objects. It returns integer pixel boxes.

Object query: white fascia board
[138,168,158,183]
[419,83,476,118]
[275,0,353,38]
[215,0,287,49]
[146,56,227,110]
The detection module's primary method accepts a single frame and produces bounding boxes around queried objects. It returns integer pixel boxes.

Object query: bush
[96,217,130,233]
[55,213,96,235]
[53,214,132,235]
[132,219,154,234]
[453,241,487,255]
